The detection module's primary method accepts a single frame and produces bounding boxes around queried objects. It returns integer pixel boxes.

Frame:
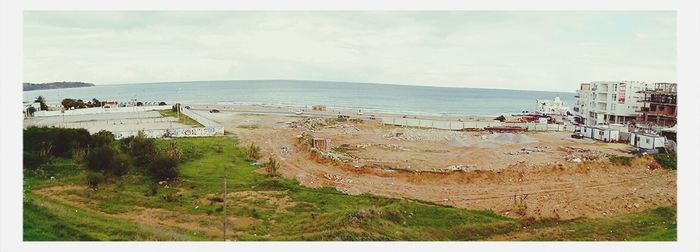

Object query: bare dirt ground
[200,112,676,220]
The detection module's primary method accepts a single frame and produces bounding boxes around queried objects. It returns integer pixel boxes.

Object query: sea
[23,80,575,117]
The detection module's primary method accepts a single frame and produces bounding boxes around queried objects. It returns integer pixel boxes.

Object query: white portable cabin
[580,125,594,138]
[581,125,620,142]
[630,132,666,150]
[591,127,620,142]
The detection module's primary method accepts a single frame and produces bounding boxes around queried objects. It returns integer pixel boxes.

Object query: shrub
[91,130,114,148]
[246,143,261,161]
[23,151,50,170]
[264,156,280,177]
[108,154,131,177]
[85,146,116,172]
[118,136,135,152]
[23,127,91,158]
[128,132,158,168]
[148,155,179,181]
[653,152,677,170]
[165,140,182,162]
[86,172,105,189]
[72,148,87,162]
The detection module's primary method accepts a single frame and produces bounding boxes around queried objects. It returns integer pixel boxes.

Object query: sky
[23,11,676,92]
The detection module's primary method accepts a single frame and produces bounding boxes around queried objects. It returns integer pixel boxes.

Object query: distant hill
[23,82,95,91]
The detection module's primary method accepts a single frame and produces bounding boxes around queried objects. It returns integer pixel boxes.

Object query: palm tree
[34,96,48,111]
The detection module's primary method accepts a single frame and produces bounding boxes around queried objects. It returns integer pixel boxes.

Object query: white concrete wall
[380,117,574,132]
[32,105,172,117]
[112,107,225,139]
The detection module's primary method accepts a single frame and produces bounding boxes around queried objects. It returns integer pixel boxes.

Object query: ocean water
[23,80,575,117]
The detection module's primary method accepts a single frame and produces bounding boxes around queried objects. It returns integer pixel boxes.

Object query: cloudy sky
[24,11,676,92]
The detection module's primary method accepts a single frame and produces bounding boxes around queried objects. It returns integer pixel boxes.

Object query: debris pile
[505,146,549,155]
[561,147,609,161]
[291,117,330,132]
[324,173,353,184]
[333,124,360,134]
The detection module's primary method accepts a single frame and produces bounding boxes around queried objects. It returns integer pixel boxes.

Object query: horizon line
[47,78,578,93]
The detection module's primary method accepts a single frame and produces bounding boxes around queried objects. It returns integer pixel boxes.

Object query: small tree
[246,143,261,161]
[264,156,280,177]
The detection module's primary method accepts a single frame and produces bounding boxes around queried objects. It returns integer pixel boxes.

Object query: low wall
[112,107,224,139]
[33,105,172,117]
[379,117,574,132]
[113,127,222,140]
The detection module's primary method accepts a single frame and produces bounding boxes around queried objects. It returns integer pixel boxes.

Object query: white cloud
[23,11,676,92]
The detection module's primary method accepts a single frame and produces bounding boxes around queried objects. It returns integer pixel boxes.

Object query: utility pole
[222,166,227,241]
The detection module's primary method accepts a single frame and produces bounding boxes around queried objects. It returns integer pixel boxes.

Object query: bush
[91,130,114,148]
[246,143,261,161]
[85,146,116,172]
[653,153,677,170]
[108,154,131,177]
[86,172,105,188]
[128,132,158,168]
[118,136,135,152]
[148,155,179,181]
[23,127,91,158]
[23,151,50,170]
[165,140,182,162]
[264,156,280,177]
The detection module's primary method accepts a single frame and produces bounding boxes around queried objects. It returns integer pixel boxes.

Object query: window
[646,139,650,144]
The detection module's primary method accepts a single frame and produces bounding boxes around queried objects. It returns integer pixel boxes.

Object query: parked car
[295,110,304,115]
[571,132,584,139]
[209,109,220,113]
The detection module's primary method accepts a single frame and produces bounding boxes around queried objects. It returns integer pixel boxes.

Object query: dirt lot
[204,111,676,220]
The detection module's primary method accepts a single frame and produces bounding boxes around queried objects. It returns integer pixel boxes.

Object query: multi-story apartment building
[637,83,677,127]
[573,81,649,125]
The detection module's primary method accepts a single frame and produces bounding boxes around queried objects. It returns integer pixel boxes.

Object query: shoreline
[186,103,505,122]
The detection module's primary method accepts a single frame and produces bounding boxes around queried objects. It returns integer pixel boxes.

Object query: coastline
[186,103,503,122]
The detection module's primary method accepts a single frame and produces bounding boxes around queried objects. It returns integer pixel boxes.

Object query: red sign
[618,83,626,104]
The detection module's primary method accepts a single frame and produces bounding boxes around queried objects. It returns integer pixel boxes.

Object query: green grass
[653,152,677,170]
[158,109,203,127]
[23,136,676,241]
[518,206,676,241]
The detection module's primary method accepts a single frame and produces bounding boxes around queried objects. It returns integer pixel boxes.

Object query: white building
[535,97,570,116]
[573,81,650,125]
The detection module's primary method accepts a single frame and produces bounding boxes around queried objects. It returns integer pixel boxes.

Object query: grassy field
[23,136,676,241]
[158,109,203,127]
